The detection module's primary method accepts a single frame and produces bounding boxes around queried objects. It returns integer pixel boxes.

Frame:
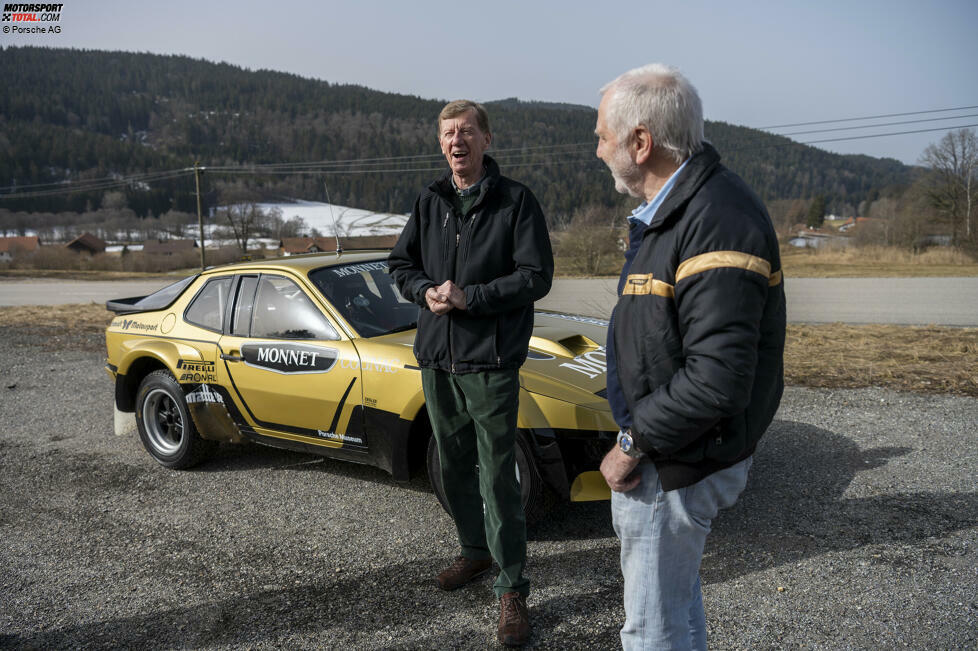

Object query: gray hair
[600,63,704,164]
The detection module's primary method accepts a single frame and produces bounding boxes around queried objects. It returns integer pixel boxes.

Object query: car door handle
[221,352,243,362]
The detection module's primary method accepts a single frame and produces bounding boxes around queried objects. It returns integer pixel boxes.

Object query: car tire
[426,430,553,524]
[135,369,215,469]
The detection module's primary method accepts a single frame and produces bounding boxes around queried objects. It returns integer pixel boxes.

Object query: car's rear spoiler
[104,274,199,317]
[106,296,150,315]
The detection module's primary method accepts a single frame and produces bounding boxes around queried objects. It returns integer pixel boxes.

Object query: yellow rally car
[105,251,616,520]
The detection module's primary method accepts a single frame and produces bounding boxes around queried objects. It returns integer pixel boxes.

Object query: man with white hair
[596,64,786,649]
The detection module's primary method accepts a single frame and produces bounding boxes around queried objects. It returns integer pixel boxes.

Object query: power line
[779,113,978,137]
[758,105,978,130]
[0,170,192,199]
[801,123,978,145]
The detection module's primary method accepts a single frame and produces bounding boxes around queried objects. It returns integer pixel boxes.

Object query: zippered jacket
[388,155,554,373]
[613,142,786,490]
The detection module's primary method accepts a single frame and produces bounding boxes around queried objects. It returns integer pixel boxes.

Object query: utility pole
[194,161,206,270]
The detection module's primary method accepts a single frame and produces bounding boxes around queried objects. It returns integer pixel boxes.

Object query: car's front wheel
[426,431,553,524]
[135,370,215,469]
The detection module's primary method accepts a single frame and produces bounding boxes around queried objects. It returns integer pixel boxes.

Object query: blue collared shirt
[627,158,690,226]
[606,159,689,430]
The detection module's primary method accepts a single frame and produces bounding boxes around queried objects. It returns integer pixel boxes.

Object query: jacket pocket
[452,312,497,365]
[415,309,449,364]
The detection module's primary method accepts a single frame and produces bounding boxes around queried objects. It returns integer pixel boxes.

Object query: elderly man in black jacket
[388,100,553,647]
[596,64,786,650]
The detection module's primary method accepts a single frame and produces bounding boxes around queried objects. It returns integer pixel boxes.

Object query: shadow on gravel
[704,419,977,584]
[193,441,437,495]
[529,418,977,584]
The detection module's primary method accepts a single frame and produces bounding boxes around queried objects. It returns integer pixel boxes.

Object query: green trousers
[422,368,529,598]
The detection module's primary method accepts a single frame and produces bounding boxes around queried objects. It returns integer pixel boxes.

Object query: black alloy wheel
[135,369,215,469]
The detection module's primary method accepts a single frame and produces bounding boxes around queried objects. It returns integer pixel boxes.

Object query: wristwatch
[617,428,645,459]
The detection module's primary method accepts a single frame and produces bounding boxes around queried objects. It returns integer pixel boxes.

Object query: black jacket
[388,155,554,373]
[612,143,786,490]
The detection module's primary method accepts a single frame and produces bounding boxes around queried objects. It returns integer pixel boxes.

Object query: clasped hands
[425,280,466,315]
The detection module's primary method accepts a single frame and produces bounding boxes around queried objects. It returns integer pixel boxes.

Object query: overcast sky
[3,0,977,165]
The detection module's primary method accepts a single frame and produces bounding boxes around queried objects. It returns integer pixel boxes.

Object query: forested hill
[0,46,913,221]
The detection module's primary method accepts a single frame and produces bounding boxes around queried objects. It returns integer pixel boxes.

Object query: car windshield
[309,260,418,337]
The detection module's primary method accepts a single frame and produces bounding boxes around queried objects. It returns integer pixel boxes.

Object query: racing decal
[112,318,159,332]
[313,430,365,445]
[184,384,243,443]
[241,342,338,375]
[339,357,400,373]
[330,261,388,277]
[177,359,218,383]
[560,346,607,379]
[535,312,609,327]
[185,383,224,405]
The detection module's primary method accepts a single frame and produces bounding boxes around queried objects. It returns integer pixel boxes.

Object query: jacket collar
[646,142,721,229]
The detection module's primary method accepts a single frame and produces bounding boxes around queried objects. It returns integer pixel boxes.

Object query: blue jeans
[611,457,752,650]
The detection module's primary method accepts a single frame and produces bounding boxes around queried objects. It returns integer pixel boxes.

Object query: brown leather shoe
[435,556,492,591]
[497,591,530,647]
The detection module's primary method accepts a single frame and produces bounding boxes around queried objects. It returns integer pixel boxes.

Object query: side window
[250,275,338,340]
[184,277,232,332]
[231,275,259,337]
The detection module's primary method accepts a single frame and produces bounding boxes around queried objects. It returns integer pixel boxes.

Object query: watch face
[619,433,632,452]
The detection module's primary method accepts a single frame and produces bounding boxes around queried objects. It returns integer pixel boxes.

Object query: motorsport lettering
[2,3,63,22]
[113,318,158,332]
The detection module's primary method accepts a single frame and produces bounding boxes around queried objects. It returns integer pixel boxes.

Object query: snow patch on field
[260,200,409,237]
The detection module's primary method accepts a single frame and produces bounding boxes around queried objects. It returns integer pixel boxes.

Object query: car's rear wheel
[426,430,553,524]
[135,370,215,469]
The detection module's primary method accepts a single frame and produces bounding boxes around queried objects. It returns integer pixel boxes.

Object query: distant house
[788,228,850,249]
[345,234,399,250]
[280,237,330,256]
[838,217,881,233]
[0,236,41,262]
[278,235,398,256]
[65,232,107,255]
[142,239,198,255]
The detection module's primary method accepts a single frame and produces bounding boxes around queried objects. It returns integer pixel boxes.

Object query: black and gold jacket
[612,142,786,490]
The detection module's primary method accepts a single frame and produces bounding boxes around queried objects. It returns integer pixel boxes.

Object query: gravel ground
[0,327,975,650]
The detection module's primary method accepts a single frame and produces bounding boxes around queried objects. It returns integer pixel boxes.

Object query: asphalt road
[0,327,975,649]
[2,276,978,325]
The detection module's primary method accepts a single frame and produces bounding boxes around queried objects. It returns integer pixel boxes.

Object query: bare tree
[558,205,621,276]
[920,128,978,243]
[213,185,268,253]
[216,202,267,253]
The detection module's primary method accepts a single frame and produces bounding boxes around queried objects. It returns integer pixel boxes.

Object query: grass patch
[3,305,976,397]
[556,245,978,278]
[785,324,978,396]
[0,303,114,329]
[781,246,978,278]
[0,268,193,281]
